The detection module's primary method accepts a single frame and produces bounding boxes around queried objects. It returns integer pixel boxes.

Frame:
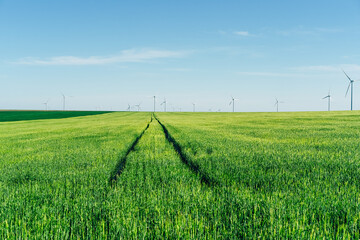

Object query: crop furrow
[154,115,219,187]
[108,116,153,185]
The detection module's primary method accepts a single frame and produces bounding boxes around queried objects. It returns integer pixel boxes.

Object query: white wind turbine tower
[153,96,156,112]
[192,103,195,112]
[61,93,73,111]
[229,96,238,112]
[274,98,284,112]
[160,98,167,112]
[343,69,359,111]
[43,99,49,111]
[322,90,331,111]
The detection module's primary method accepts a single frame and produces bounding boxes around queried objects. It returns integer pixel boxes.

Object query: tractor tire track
[108,115,153,186]
[154,115,219,187]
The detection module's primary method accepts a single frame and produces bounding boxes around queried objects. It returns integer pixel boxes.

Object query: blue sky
[1,0,360,112]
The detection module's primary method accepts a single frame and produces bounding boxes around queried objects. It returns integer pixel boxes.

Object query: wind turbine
[43,99,49,111]
[61,93,73,111]
[153,96,156,112]
[192,103,195,112]
[274,98,284,112]
[134,103,141,112]
[229,97,238,112]
[322,90,331,111]
[127,104,131,111]
[343,69,358,111]
[160,98,167,112]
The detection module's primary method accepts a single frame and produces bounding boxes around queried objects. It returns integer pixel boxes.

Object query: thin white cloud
[14,49,188,65]
[216,30,254,37]
[278,29,313,36]
[293,64,360,72]
[233,31,251,36]
[164,68,192,72]
[278,27,342,36]
[315,28,342,33]
[237,71,299,77]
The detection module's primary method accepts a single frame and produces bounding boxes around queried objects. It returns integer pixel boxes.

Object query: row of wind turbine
[125,69,359,113]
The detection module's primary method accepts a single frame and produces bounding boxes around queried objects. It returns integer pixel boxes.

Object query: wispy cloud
[164,68,192,72]
[293,64,360,72]
[315,28,342,33]
[216,30,254,37]
[277,27,342,36]
[14,49,188,65]
[233,31,251,36]
[237,71,299,77]
[237,65,360,78]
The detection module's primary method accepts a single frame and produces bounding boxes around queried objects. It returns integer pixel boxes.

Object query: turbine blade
[229,101,232,105]
[345,83,351,97]
[342,69,352,82]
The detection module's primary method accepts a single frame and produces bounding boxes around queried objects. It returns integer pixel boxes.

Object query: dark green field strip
[0,110,112,122]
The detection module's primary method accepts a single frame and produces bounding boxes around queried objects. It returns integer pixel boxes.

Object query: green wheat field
[1,110,360,239]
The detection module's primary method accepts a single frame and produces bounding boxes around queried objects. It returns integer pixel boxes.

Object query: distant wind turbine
[61,93,73,111]
[343,69,358,111]
[43,99,49,111]
[322,90,331,111]
[274,98,284,112]
[229,97,238,112]
[160,98,167,112]
[192,103,195,112]
[127,104,131,111]
[134,103,141,111]
[153,96,156,112]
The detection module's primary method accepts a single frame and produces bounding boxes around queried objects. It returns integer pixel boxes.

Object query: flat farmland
[1,111,360,239]
[157,111,360,238]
